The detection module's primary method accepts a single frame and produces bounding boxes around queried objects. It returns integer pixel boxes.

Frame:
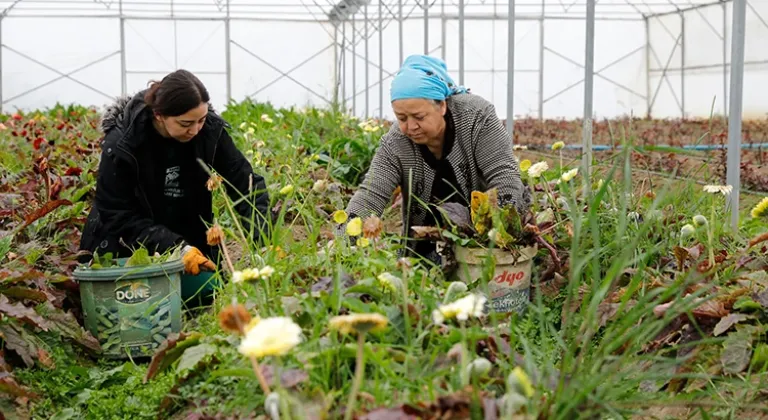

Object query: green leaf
[750,343,768,373]
[176,343,218,376]
[345,284,385,301]
[341,297,372,314]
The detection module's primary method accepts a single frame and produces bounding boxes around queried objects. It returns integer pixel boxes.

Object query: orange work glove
[181,245,216,275]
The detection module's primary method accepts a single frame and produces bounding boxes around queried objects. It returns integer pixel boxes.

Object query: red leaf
[20,199,72,230]
[0,372,38,400]
[64,167,82,176]
[32,138,44,150]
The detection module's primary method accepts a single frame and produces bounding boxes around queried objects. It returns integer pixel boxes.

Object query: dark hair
[144,69,210,117]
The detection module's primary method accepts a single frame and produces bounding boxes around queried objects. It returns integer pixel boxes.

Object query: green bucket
[73,258,184,359]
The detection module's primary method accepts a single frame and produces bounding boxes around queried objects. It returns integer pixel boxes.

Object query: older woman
[344,55,531,262]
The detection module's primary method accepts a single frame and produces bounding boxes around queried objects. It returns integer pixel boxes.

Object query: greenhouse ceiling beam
[0,0,24,17]
[648,0,729,18]
[1,14,327,22]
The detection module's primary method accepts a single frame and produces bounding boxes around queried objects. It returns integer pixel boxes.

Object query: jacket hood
[98,90,224,136]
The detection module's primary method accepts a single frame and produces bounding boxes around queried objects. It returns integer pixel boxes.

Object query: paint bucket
[452,244,537,315]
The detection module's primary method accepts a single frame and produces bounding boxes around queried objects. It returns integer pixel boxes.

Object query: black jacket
[79,90,270,261]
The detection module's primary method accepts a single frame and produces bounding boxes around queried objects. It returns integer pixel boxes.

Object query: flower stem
[219,239,235,275]
[249,356,272,395]
[344,333,366,420]
[460,322,470,387]
[708,198,716,267]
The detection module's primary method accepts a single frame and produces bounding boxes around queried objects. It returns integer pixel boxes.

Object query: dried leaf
[144,332,203,383]
[20,199,72,230]
[360,408,419,420]
[753,289,768,308]
[713,313,751,336]
[692,299,729,319]
[311,272,356,295]
[438,202,473,232]
[36,349,54,369]
[748,232,768,249]
[0,323,39,368]
[410,226,443,240]
[0,295,49,331]
[40,302,100,353]
[653,297,728,319]
[721,334,753,374]
[261,364,309,389]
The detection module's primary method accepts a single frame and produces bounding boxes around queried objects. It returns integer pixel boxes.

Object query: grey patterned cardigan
[345,92,532,244]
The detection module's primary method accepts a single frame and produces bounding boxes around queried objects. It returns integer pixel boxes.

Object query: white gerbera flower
[238,317,302,358]
[527,162,549,179]
[703,185,733,195]
[432,293,487,325]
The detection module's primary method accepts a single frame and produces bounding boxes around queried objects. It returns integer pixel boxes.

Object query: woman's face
[392,98,446,145]
[155,102,208,143]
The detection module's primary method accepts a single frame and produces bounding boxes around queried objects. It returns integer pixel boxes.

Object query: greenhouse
[1,1,767,418]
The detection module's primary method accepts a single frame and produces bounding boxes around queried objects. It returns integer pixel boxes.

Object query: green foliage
[2,100,768,419]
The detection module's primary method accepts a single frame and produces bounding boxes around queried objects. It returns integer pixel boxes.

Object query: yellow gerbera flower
[751,197,768,218]
[346,217,362,236]
[332,210,348,225]
[329,313,388,335]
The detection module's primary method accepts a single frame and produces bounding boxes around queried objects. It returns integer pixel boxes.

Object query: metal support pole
[680,12,685,118]
[342,20,346,111]
[538,9,544,119]
[424,0,429,55]
[225,0,231,102]
[723,2,728,116]
[645,17,651,118]
[365,4,369,117]
[333,24,339,106]
[726,0,746,230]
[0,17,3,112]
[458,0,464,85]
[582,0,595,180]
[379,0,383,118]
[119,0,126,96]
[441,0,446,61]
[398,0,403,65]
[352,14,357,116]
[506,0,515,141]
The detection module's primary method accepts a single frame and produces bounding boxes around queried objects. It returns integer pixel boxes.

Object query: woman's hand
[181,245,216,275]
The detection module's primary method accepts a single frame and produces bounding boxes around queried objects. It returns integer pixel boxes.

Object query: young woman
[80,69,270,306]
[343,55,531,263]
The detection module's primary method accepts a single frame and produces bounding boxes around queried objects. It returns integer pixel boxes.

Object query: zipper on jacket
[117,143,155,219]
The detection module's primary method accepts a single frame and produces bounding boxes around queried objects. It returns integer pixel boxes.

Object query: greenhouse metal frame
[0,0,760,227]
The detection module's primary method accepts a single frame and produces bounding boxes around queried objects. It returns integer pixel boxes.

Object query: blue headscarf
[390,55,467,102]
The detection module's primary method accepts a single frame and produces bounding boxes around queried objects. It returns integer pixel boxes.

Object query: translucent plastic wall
[648,1,768,118]
[1,0,765,123]
[340,2,647,121]
[0,1,336,113]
